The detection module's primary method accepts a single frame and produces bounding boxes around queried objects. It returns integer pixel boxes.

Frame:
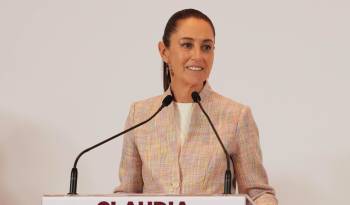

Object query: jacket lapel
[155,88,180,163]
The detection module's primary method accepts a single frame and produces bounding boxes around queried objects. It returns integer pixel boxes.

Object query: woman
[115,9,278,205]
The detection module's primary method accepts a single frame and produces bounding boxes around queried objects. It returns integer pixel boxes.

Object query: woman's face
[160,17,215,88]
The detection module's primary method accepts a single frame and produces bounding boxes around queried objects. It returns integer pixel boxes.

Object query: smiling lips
[186,66,204,71]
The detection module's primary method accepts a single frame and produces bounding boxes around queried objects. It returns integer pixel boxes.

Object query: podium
[42,194,254,205]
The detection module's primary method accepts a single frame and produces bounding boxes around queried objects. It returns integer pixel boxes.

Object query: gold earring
[165,66,169,76]
[168,66,174,76]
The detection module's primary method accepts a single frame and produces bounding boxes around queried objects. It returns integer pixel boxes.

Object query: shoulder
[209,89,248,114]
[206,89,257,126]
[128,94,164,121]
[133,94,163,108]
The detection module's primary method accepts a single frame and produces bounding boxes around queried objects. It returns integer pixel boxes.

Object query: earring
[165,66,169,76]
[168,66,174,76]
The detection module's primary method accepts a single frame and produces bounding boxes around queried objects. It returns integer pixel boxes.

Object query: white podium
[42,194,253,205]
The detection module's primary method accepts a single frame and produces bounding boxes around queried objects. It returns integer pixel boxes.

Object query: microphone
[191,91,233,194]
[68,95,173,195]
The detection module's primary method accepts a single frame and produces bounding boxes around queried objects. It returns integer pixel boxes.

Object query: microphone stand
[192,91,232,194]
[68,95,173,195]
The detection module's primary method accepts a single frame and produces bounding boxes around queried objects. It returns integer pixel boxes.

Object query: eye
[181,42,193,49]
[202,44,213,52]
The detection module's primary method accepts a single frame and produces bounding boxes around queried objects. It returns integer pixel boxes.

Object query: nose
[191,45,203,60]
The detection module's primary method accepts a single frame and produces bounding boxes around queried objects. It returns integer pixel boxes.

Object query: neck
[170,81,205,103]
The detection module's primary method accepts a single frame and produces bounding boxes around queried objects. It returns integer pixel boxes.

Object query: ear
[158,41,169,64]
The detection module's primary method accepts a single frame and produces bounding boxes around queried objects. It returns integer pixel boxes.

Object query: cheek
[206,53,214,64]
[205,55,214,74]
[176,52,189,64]
[170,52,189,69]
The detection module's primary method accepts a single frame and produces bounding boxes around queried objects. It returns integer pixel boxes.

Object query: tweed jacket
[115,83,278,205]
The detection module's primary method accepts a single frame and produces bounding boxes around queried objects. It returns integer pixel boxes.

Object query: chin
[185,78,206,87]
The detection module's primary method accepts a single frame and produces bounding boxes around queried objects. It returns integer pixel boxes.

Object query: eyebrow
[180,37,214,44]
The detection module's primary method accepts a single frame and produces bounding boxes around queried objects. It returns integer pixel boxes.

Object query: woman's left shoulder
[209,90,248,112]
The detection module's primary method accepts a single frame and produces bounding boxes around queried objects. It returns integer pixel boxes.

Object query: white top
[175,102,194,147]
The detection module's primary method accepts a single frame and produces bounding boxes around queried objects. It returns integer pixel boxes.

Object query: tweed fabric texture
[115,83,277,205]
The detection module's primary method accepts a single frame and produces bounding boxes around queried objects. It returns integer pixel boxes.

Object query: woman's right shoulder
[133,94,164,109]
[128,94,165,119]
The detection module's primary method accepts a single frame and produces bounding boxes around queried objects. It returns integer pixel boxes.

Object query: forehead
[172,17,215,41]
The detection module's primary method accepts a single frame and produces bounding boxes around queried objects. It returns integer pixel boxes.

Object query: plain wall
[1,0,349,204]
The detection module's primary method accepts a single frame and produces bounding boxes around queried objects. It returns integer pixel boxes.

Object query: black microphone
[68,95,173,195]
[191,91,233,194]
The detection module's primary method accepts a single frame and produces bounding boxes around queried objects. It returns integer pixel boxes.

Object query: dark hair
[162,9,216,91]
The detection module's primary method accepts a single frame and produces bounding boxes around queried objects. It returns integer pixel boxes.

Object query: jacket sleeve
[233,106,278,205]
[114,103,143,193]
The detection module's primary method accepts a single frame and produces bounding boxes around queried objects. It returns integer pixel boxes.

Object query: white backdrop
[1,1,349,205]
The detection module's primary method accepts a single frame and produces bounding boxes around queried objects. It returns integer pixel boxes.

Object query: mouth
[185,66,204,71]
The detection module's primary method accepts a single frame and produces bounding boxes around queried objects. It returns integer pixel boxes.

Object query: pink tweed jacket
[115,83,278,205]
